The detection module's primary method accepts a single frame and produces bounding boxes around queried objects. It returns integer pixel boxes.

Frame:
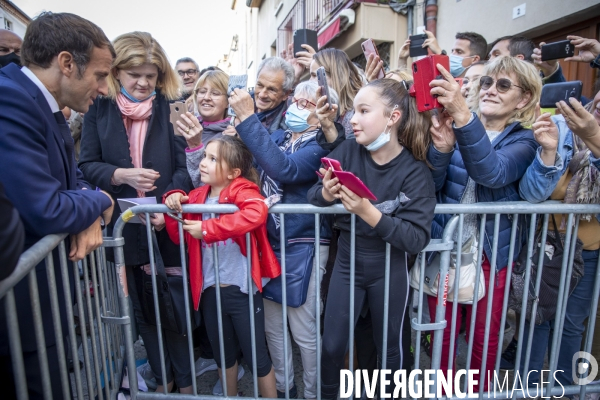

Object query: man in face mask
[0,29,22,67]
[449,32,487,78]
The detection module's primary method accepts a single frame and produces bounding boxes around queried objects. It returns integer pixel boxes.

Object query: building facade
[0,0,30,38]
[232,0,599,95]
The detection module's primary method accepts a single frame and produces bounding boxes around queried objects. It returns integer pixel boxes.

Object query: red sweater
[164,177,281,310]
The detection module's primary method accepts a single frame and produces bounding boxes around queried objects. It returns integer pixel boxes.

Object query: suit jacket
[0,63,112,353]
[79,92,192,266]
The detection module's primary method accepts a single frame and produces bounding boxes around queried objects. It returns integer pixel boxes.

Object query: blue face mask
[285,104,313,133]
[364,105,398,152]
[449,54,470,78]
[120,86,156,103]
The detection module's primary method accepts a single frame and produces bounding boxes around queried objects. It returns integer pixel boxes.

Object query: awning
[317,9,356,49]
[317,18,341,49]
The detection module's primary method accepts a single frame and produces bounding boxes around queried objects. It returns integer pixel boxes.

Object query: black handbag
[141,232,200,335]
[262,242,315,308]
[508,215,584,325]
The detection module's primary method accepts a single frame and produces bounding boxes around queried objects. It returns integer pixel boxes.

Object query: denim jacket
[519,115,600,203]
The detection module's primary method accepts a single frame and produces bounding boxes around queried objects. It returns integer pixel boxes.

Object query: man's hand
[99,190,115,223]
[565,35,600,63]
[228,88,255,122]
[69,217,103,262]
[423,30,442,54]
[112,168,160,192]
[398,39,411,69]
[532,42,559,78]
[182,220,203,239]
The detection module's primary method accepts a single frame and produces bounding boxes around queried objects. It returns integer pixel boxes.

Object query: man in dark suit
[0,12,115,399]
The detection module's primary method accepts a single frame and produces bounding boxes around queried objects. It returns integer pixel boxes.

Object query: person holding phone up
[517,89,600,390]
[79,32,194,394]
[426,56,541,392]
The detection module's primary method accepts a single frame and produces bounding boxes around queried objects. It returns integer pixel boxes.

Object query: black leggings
[201,286,272,377]
[321,233,410,399]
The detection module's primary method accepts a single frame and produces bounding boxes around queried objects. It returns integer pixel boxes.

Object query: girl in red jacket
[164,136,279,397]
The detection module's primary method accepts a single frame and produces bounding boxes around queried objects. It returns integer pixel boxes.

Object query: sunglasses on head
[479,76,525,93]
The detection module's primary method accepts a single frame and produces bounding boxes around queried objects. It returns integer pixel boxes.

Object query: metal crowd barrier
[4,201,600,399]
[0,233,127,400]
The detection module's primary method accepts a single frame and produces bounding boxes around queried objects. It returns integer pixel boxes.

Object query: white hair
[257,57,295,92]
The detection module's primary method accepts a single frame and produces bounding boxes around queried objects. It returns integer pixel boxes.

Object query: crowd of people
[1,10,600,399]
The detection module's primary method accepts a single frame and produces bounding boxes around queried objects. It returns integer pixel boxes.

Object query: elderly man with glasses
[175,57,200,101]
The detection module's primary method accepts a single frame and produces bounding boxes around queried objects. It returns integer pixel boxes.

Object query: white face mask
[364,105,398,152]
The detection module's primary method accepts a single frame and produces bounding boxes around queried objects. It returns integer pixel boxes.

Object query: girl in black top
[308,79,436,398]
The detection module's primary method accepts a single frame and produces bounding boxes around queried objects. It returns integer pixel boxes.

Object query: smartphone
[361,39,385,79]
[321,157,342,172]
[166,212,185,224]
[409,54,450,112]
[541,40,575,61]
[409,34,429,58]
[454,78,464,87]
[293,29,318,56]
[334,171,377,201]
[540,81,583,108]
[316,67,332,110]
[169,102,187,135]
[227,75,248,120]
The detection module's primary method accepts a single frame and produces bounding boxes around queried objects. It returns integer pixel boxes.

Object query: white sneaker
[195,357,218,377]
[212,367,245,396]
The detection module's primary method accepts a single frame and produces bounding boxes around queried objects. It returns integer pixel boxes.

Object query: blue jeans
[519,249,599,387]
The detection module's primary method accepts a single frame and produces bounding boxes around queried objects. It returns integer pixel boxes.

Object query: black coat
[79,92,192,266]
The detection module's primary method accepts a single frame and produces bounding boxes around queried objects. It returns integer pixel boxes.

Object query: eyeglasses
[178,69,198,77]
[196,89,225,98]
[479,76,524,93]
[293,98,317,110]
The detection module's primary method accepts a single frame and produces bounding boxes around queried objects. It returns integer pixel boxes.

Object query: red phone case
[409,54,450,112]
[318,158,377,201]
[321,157,342,172]
[335,171,377,201]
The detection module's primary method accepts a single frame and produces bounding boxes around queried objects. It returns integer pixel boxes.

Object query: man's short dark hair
[175,57,199,70]
[488,35,535,62]
[455,32,488,60]
[20,12,115,74]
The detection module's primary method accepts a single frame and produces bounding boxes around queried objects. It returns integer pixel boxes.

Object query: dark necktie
[53,111,74,164]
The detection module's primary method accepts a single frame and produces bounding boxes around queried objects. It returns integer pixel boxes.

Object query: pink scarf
[116,93,155,197]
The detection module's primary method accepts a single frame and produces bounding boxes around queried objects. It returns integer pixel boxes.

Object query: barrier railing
[4,201,600,399]
[0,233,127,400]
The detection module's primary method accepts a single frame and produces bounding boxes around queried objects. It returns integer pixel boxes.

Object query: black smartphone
[316,67,332,110]
[540,81,583,108]
[409,34,429,58]
[541,40,575,61]
[293,29,318,56]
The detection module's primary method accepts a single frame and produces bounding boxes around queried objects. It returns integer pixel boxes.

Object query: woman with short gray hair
[228,80,338,399]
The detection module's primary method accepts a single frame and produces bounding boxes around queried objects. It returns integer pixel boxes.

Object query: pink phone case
[334,171,377,201]
[321,157,342,172]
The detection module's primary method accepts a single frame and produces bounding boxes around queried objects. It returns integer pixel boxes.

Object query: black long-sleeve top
[308,139,436,254]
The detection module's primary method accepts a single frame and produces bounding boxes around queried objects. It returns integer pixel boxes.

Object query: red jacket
[164,177,281,310]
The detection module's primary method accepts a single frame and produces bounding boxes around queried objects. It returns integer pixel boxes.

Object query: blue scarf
[120,86,156,103]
